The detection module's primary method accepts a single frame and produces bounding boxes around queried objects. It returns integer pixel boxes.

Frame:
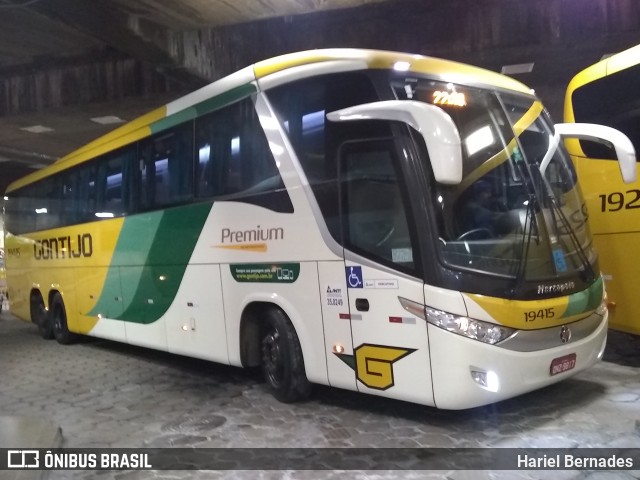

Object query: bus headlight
[425,307,516,345]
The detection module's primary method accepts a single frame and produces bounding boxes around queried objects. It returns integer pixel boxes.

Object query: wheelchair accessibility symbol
[346,266,363,288]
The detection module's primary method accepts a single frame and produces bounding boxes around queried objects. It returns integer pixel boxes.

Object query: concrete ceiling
[0,0,390,194]
[110,0,389,29]
[1,0,639,195]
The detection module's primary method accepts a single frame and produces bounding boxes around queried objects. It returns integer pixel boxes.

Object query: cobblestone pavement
[1,311,639,480]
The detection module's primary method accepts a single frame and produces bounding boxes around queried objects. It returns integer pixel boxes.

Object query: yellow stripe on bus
[6,107,166,192]
[26,219,124,334]
[466,294,572,330]
[254,51,351,78]
[452,101,544,198]
[255,49,531,96]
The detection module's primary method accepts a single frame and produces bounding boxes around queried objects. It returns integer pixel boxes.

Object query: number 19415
[524,308,555,322]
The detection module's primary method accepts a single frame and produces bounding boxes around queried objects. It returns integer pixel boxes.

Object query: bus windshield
[395,79,594,283]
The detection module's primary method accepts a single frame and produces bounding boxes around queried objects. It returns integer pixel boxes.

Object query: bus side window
[33,177,62,231]
[340,138,416,271]
[195,97,292,213]
[61,170,77,226]
[79,164,97,223]
[266,72,383,238]
[95,146,136,217]
[572,64,640,160]
[97,156,124,216]
[138,124,193,210]
[8,184,36,234]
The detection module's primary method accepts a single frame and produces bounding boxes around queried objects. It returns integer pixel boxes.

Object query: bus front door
[337,137,434,405]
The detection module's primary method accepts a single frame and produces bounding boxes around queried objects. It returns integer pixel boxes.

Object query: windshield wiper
[507,147,541,296]
[508,192,538,296]
[542,183,596,282]
[536,136,596,282]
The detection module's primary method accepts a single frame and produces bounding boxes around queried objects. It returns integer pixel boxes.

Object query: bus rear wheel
[260,308,311,403]
[50,293,78,345]
[31,292,53,340]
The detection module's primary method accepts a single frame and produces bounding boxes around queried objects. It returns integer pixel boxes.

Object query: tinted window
[5,96,291,234]
[5,145,135,233]
[73,163,98,224]
[5,183,37,234]
[195,97,292,213]
[573,65,640,160]
[267,72,384,239]
[341,139,417,272]
[96,146,136,218]
[139,123,193,210]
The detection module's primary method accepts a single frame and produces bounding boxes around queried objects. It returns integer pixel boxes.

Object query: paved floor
[1,310,639,480]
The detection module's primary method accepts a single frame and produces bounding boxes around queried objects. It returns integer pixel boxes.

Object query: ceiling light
[90,115,125,125]
[20,125,54,133]
[501,62,535,75]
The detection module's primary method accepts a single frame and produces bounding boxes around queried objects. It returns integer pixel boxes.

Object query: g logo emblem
[334,344,416,390]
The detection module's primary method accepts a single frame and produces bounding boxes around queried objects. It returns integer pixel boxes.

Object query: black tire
[31,293,53,340]
[50,292,78,345]
[260,308,311,403]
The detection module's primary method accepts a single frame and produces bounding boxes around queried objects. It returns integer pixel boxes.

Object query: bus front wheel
[50,293,78,345]
[260,308,311,403]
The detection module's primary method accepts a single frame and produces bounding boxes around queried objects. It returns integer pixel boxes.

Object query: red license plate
[550,353,577,376]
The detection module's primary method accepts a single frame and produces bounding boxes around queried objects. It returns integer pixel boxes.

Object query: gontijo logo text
[33,233,93,260]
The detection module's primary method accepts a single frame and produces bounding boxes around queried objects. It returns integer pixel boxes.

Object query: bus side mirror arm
[554,123,637,184]
[326,100,464,185]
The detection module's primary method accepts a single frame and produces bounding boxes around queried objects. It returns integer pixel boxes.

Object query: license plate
[550,353,577,376]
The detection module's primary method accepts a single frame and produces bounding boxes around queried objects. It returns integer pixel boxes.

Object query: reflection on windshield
[394,79,594,281]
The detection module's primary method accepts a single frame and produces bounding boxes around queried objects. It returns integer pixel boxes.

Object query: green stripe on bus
[117,202,212,324]
[87,212,164,318]
[149,83,257,135]
[562,276,603,318]
[150,107,197,134]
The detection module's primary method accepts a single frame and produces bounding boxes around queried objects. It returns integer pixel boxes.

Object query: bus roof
[6,48,532,193]
[253,49,531,93]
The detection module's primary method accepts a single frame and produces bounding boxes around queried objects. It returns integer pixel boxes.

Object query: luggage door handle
[355,298,369,312]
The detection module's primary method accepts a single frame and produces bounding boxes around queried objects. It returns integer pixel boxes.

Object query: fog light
[471,369,500,392]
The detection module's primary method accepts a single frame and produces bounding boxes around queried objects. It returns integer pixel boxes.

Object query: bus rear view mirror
[554,123,637,183]
[326,100,463,185]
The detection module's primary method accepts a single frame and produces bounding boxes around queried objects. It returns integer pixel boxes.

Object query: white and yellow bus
[565,44,640,336]
[4,49,635,409]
